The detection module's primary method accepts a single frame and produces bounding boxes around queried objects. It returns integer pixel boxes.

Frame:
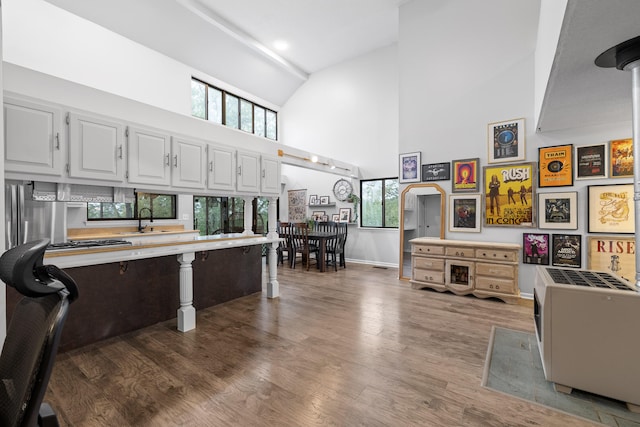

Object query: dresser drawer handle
[455,251,464,257]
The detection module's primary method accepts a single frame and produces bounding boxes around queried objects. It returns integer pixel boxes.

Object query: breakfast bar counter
[7,233,282,352]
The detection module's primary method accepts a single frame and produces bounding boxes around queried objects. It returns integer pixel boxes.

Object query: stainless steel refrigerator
[5,181,66,248]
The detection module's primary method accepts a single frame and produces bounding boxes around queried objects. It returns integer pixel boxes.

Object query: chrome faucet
[138,207,153,232]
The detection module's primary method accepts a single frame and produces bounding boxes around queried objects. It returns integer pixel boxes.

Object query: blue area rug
[482,326,640,426]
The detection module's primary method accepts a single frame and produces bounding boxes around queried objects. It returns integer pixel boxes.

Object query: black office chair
[0,239,79,427]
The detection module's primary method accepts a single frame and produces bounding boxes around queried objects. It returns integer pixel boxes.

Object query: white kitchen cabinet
[236,150,260,193]
[4,98,63,176]
[171,136,206,189]
[68,112,125,182]
[127,125,171,186]
[260,155,280,195]
[207,143,236,192]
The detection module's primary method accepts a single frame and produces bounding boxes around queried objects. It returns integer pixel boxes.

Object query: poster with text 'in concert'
[483,162,535,227]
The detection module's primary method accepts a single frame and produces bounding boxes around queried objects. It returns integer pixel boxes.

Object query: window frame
[360,177,399,229]
[87,192,177,221]
[191,77,277,140]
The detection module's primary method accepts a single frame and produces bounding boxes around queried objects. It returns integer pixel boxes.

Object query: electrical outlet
[182,214,189,220]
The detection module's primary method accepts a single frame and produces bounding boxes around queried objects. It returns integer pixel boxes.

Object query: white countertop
[44,233,282,269]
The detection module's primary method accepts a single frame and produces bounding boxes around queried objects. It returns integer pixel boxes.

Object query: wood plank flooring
[44,263,596,426]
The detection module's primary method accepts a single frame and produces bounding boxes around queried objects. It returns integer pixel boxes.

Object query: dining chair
[276,221,292,266]
[337,222,348,268]
[290,223,318,270]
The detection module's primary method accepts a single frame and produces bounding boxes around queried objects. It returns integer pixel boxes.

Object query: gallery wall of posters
[483,162,535,227]
[587,236,636,283]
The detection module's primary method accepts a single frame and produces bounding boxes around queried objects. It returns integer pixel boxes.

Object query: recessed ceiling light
[273,40,289,51]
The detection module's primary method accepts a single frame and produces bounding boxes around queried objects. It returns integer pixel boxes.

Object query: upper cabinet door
[127,126,171,186]
[4,98,63,176]
[207,143,235,192]
[236,150,260,193]
[68,112,125,182]
[171,136,206,189]
[260,155,280,195]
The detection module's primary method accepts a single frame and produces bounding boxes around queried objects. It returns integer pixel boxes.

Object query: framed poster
[587,184,634,233]
[522,233,549,265]
[538,144,573,187]
[487,118,526,163]
[483,162,535,227]
[587,236,636,283]
[421,162,450,182]
[537,192,577,229]
[609,138,633,178]
[399,152,421,183]
[287,189,307,222]
[575,143,607,180]
[449,194,481,233]
[451,158,480,193]
[320,196,330,205]
[551,234,582,268]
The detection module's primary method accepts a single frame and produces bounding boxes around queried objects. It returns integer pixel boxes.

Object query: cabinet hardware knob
[118,145,123,159]
[173,155,178,167]
[165,153,170,166]
[209,161,213,172]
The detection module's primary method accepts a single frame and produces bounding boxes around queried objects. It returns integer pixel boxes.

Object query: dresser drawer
[445,246,474,258]
[476,262,516,279]
[475,276,516,294]
[475,248,517,262]
[414,257,444,271]
[413,268,445,284]
[413,244,445,256]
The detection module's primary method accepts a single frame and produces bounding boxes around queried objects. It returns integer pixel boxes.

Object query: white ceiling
[44,0,404,106]
[42,0,640,132]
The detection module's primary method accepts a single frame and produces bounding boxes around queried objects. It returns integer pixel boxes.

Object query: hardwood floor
[45,263,596,426]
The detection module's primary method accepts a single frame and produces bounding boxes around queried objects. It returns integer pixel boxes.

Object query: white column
[177,252,196,332]
[267,196,280,298]
[242,196,254,235]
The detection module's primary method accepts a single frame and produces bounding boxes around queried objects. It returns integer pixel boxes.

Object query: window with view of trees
[191,78,277,140]
[87,192,176,220]
[193,196,273,236]
[360,178,399,228]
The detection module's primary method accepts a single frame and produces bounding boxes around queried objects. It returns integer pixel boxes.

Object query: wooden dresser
[410,238,521,304]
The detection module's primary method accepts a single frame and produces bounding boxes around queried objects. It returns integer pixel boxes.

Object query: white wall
[280,45,400,266]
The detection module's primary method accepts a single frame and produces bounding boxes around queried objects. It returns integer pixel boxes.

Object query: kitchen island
[7,233,282,352]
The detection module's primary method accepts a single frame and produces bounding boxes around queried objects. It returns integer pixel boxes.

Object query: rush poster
[483,162,535,227]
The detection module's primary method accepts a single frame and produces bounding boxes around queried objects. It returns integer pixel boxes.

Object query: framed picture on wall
[575,143,608,180]
[421,162,450,181]
[522,233,549,265]
[551,234,582,268]
[331,213,340,222]
[483,162,535,227]
[451,158,480,192]
[487,118,526,163]
[320,196,330,205]
[587,236,636,283]
[537,192,577,229]
[587,184,634,233]
[399,152,421,183]
[538,144,573,187]
[309,195,318,205]
[338,208,351,223]
[449,194,481,233]
[609,138,633,178]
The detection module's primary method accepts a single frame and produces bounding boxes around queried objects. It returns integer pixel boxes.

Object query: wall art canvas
[551,234,582,268]
[483,162,535,227]
[288,189,307,222]
[588,184,634,233]
[449,194,481,233]
[538,144,573,187]
[610,138,633,178]
[523,233,549,265]
[575,143,607,179]
[538,192,577,229]
[422,162,450,181]
[399,152,421,183]
[451,158,480,193]
[487,118,526,163]
[587,236,636,283]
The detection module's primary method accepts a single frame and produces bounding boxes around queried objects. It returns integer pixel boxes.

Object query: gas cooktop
[47,239,132,252]
[544,267,635,291]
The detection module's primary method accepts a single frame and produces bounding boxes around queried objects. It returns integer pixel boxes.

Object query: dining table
[307,230,336,272]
